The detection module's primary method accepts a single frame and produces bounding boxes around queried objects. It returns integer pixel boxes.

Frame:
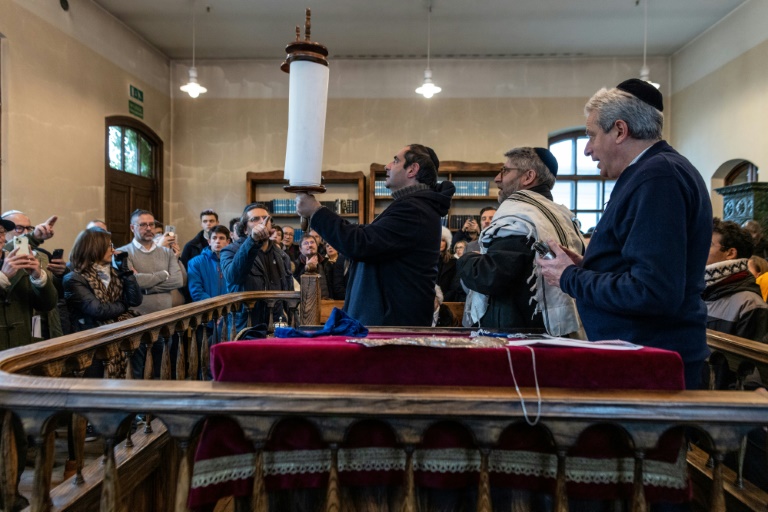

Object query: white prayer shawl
[464,190,585,337]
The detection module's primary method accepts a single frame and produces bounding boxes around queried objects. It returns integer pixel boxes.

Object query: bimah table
[189,333,688,508]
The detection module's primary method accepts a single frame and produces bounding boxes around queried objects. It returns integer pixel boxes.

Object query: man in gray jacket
[119,209,183,377]
[118,209,183,314]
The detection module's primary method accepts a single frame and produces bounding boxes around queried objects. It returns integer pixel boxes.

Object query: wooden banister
[2,289,768,510]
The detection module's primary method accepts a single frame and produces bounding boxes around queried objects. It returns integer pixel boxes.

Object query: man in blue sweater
[538,79,712,390]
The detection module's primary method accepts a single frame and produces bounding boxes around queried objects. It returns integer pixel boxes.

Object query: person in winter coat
[188,225,230,303]
[703,218,768,342]
[296,144,454,326]
[220,203,293,330]
[63,227,142,334]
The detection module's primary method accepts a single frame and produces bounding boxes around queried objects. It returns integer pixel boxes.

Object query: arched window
[107,123,157,177]
[548,129,615,233]
[724,161,758,186]
[104,116,163,246]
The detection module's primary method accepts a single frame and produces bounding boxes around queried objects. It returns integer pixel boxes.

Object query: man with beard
[296,144,454,326]
[220,203,293,330]
[457,147,583,334]
[294,234,332,299]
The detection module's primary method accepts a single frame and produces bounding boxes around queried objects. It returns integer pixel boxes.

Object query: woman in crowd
[453,240,467,259]
[324,242,349,300]
[64,228,142,334]
[438,227,464,301]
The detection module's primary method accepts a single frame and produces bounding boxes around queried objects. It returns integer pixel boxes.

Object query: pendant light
[415,2,441,99]
[639,0,660,89]
[180,4,207,98]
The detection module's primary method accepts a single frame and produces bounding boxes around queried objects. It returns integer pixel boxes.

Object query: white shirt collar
[132,238,157,253]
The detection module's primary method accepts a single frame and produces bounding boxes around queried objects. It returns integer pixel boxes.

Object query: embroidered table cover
[189,333,687,507]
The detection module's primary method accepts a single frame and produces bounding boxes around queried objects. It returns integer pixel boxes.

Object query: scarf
[81,264,138,324]
[704,258,750,289]
[464,190,585,337]
[391,183,430,200]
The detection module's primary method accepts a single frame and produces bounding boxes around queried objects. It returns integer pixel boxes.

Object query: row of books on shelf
[267,198,297,214]
[374,180,491,197]
[319,199,360,214]
[453,181,491,196]
[373,180,392,197]
[267,198,359,215]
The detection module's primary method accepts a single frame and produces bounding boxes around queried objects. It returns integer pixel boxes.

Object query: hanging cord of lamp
[416,2,442,98]
[180,4,208,98]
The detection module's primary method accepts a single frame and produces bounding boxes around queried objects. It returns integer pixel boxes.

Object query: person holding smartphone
[63,228,142,333]
[220,202,293,331]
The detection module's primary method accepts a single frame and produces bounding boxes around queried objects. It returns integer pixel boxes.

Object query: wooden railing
[1,288,768,511]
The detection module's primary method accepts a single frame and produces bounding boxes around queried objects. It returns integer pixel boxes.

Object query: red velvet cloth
[209,334,684,389]
[189,335,686,508]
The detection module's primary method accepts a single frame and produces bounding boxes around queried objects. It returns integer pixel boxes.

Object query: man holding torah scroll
[296,144,454,326]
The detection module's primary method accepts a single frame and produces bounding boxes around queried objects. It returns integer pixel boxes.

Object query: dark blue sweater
[560,141,712,364]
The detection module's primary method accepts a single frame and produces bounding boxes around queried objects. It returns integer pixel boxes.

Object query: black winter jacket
[181,230,208,268]
[63,270,142,332]
[310,182,454,326]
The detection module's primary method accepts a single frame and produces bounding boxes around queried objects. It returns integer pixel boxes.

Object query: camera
[532,240,555,260]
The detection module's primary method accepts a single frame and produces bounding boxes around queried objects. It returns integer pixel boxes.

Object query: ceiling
[91,0,748,61]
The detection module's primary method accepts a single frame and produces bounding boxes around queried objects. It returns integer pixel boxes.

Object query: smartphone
[165,225,176,234]
[13,236,30,256]
[51,248,64,260]
[532,240,555,260]
[112,251,128,270]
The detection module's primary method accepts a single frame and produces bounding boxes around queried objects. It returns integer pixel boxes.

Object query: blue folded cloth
[274,307,369,338]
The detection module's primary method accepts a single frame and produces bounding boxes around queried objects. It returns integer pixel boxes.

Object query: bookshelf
[367,161,502,228]
[246,170,366,236]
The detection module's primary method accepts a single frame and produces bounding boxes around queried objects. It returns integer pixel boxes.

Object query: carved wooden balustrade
[1,289,768,511]
[698,329,768,507]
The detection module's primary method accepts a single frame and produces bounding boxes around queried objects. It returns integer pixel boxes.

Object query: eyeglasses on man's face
[13,225,34,234]
[132,222,154,229]
[248,216,271,224]
[498,166,527,177]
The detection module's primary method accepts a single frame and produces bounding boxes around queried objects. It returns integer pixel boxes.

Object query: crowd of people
[5,76,768,505]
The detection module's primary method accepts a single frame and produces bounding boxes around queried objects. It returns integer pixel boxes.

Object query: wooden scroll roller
[282,8,329,231]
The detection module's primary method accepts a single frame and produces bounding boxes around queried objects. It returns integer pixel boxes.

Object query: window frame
[549,129,614,232]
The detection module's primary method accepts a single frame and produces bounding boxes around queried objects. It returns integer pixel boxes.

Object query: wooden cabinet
[246,170,366,232]
[367,161,502,228]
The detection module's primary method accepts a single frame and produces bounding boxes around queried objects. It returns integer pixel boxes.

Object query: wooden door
[105,116,163,246]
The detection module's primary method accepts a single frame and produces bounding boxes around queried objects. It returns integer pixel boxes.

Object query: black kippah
[616,78,663,112]
[425,146,440,170]
[533,147,558,177]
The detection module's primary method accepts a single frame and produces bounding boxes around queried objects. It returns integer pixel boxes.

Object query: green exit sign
[130,85,144,102]
[128,100,144,119]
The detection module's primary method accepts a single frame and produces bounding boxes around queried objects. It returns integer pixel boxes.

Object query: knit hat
[616,78,663,112]
[441,226,453,249]
[533,147,558,177]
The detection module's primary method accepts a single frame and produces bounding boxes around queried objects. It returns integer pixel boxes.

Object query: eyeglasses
[132,222,154,229]
[248,216,271,223]
[498,166,527,177]
[13,225,34,234]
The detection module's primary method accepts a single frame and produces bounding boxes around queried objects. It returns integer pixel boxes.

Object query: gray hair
[585,88,663,141]
[503,147,556,190]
